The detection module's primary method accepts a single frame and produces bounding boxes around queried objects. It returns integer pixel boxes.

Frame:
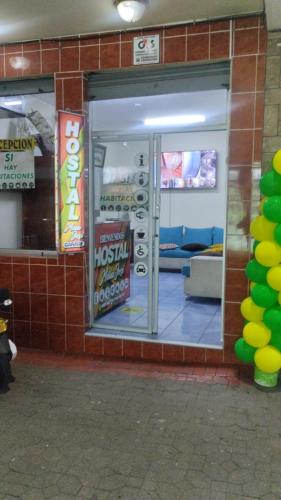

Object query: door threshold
[86,327,158,343]
[86,328,223,349]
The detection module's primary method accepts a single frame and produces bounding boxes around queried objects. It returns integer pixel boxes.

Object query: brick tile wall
[0,15,267,365]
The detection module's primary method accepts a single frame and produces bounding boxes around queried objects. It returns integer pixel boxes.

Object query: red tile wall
[0,15,267,365]
[0,253,86,353]
[226,15,266,364]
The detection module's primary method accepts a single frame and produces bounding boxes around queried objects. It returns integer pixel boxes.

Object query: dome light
[115,0,148,23]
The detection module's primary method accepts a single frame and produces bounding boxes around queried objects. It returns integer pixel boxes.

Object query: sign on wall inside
[92,143,106,168]
[94,221,131,318]
[133,35,160,65]
[0,137,36,190]
[0,150,35,189]
[56,111,85,253]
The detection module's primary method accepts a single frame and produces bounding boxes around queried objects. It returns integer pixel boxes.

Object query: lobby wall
[0,15,266,364]
[160,130,228,228]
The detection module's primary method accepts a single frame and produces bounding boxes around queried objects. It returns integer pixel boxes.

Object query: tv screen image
[160,150,217,189]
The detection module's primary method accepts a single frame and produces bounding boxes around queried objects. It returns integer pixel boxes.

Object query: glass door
[89,134,160,335]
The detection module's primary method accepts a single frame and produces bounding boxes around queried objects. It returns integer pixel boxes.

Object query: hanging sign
[0,151,35,189]
[92,143,106,168]
[133,35,160,65]
[94,222,131,318]
[56,111,85,253]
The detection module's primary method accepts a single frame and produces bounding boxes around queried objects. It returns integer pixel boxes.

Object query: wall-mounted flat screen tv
[160,150,217,189]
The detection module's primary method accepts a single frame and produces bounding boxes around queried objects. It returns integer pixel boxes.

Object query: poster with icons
[95,141,150,279]
[134,261,148,277]
[0,151,35,190]
[135,225,148,242]
[98,144,150,213]
[134,171,148,187]
[134,208,147,223]
[134,189,148,205]
[134,243,148,259]
[135,152,148,168]
[133,150,149,276]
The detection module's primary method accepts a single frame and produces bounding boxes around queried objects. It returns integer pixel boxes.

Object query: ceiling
[0,0,269,45]
[91,89,228,133]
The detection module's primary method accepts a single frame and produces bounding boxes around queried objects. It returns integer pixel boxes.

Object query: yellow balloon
[272,149,281,175]
[259,197,268,214]
[250,216,276,241]
[267,265,281,291]
[254,346,281,373]
[243,321,271,348]
[255,241,281,267]
[240,297,265,322]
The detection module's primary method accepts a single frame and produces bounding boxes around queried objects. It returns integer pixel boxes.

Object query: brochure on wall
[94,221,131,318]
[56,111,85,253]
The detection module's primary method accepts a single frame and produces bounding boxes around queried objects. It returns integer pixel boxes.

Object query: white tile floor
[91,270,222,347]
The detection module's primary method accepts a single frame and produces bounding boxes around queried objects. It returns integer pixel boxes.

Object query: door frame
[87,62,230,344]
[88,132,161,335]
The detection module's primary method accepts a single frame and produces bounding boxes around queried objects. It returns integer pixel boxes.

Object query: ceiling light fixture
[4,100,22,106]
[115,0,148,23]
[144,114,206,126]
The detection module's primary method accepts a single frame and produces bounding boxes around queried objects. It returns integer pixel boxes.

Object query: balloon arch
[235,150,281,389]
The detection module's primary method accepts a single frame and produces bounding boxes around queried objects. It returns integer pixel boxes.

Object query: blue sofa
[159,225,224,270]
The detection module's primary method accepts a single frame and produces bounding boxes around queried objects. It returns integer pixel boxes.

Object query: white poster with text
[0,151,35,189]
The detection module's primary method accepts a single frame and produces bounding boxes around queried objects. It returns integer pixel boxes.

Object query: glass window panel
[0,93,55,250]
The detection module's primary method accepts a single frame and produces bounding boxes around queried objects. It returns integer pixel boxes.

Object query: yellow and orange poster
[56,111,85,252]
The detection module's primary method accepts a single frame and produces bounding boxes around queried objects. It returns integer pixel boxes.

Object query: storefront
[88,70,229,350]
[0,15,266,364]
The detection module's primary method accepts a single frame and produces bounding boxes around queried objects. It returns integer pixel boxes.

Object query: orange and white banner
[56,111,85,253]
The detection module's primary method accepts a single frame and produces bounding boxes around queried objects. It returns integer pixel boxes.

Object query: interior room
[0,93,55,251]
[90,88,228,348]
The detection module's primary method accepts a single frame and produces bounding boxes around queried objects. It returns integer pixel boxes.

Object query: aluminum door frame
[152,134,161,334]
[89,133,160,335]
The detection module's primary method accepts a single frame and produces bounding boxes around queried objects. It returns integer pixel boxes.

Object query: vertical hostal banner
[56,111,85,252]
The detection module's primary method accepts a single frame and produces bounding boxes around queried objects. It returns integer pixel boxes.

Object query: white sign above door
[133,35,160,65]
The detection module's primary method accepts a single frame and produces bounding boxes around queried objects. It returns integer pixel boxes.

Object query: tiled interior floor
[91,270,222,348]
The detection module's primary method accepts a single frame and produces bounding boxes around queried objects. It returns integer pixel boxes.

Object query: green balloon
[274,223,281,245]
[260,170,281,197]
[245,259,269,283]
[263,196,281,223]
[264,306,281,332]
[234,338,256,363]
[251,283,278,308]
[270,330,281,351]
[252,240,260,253]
